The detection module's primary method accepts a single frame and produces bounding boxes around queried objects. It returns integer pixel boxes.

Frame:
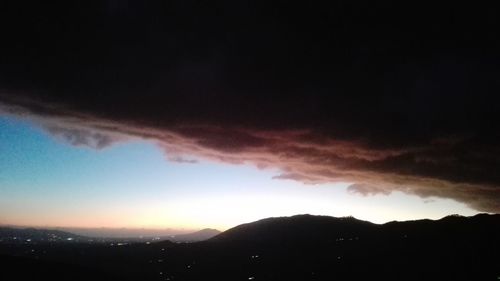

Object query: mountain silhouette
[210,214,377,245]
[1,214,499,281]
[169,228,221,242]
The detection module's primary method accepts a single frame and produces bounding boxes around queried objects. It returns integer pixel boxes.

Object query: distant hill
[169,228,221,242]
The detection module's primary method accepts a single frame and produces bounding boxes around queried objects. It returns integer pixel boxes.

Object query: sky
[0,2,498,232]
[0,115,479,231]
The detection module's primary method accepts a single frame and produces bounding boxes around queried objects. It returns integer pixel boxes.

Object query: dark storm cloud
[0,1,499,212]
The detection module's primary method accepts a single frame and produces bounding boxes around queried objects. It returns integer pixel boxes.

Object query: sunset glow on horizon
[0,115,480,232]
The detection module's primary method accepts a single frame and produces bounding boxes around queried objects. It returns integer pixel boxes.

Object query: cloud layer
[0,1,499,212]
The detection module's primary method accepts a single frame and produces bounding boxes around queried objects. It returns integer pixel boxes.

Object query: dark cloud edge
[0,94,498,213]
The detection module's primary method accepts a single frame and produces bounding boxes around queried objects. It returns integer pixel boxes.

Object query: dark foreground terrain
[1,214,499,281]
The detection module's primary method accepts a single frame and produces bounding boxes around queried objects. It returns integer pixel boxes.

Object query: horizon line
[2,212,494,231]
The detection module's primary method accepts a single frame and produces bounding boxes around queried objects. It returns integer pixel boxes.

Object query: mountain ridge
[1,213,499,281]
[210,213,500,244]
